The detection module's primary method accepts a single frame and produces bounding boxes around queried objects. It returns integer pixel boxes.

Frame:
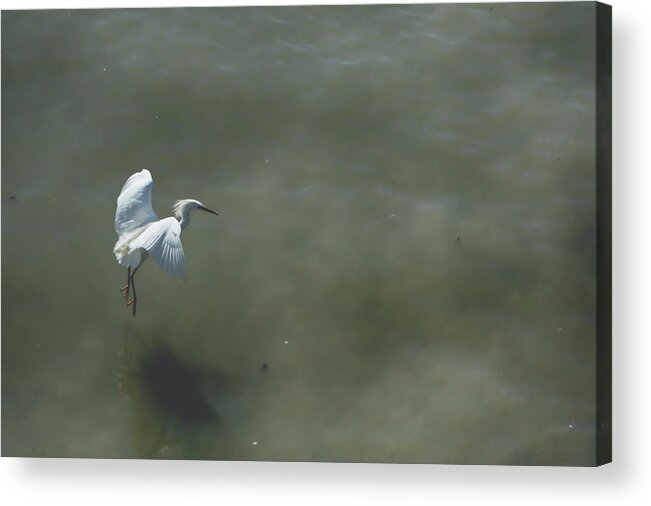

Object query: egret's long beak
[198,205,219,216]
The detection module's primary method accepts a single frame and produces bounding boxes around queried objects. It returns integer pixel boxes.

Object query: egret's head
[173,199,219,220]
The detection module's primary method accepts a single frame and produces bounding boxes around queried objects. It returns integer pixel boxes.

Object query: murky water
[2,3,597,465]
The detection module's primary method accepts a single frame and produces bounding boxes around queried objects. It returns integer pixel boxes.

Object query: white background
[1,0,648,504]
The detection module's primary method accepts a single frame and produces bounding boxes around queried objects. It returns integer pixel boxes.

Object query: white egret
[113,169,218,316]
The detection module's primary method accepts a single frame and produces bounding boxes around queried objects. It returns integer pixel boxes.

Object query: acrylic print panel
[1,2,611,465]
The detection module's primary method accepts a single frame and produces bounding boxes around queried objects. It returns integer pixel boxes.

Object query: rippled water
[2,3,597,464]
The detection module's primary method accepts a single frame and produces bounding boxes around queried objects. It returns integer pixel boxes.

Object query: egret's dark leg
[121,266,131,301]
[127,265,140,317]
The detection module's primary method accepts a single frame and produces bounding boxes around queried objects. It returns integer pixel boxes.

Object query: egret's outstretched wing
[129,217,186,280]
[115,169,159,235]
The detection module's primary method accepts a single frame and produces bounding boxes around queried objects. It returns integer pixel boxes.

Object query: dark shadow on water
[138,344,216,424]
[118,332,227,458]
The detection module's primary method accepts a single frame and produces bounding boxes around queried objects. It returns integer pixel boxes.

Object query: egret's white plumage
[115,169,158,236]
[113,169,218,315]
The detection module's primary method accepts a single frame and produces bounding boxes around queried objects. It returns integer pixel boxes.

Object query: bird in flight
[113,169,218,316]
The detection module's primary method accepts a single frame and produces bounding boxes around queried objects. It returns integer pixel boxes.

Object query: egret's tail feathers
[114,239,142,269]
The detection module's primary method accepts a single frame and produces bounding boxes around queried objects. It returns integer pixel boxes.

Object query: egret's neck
[175,204,192,231]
